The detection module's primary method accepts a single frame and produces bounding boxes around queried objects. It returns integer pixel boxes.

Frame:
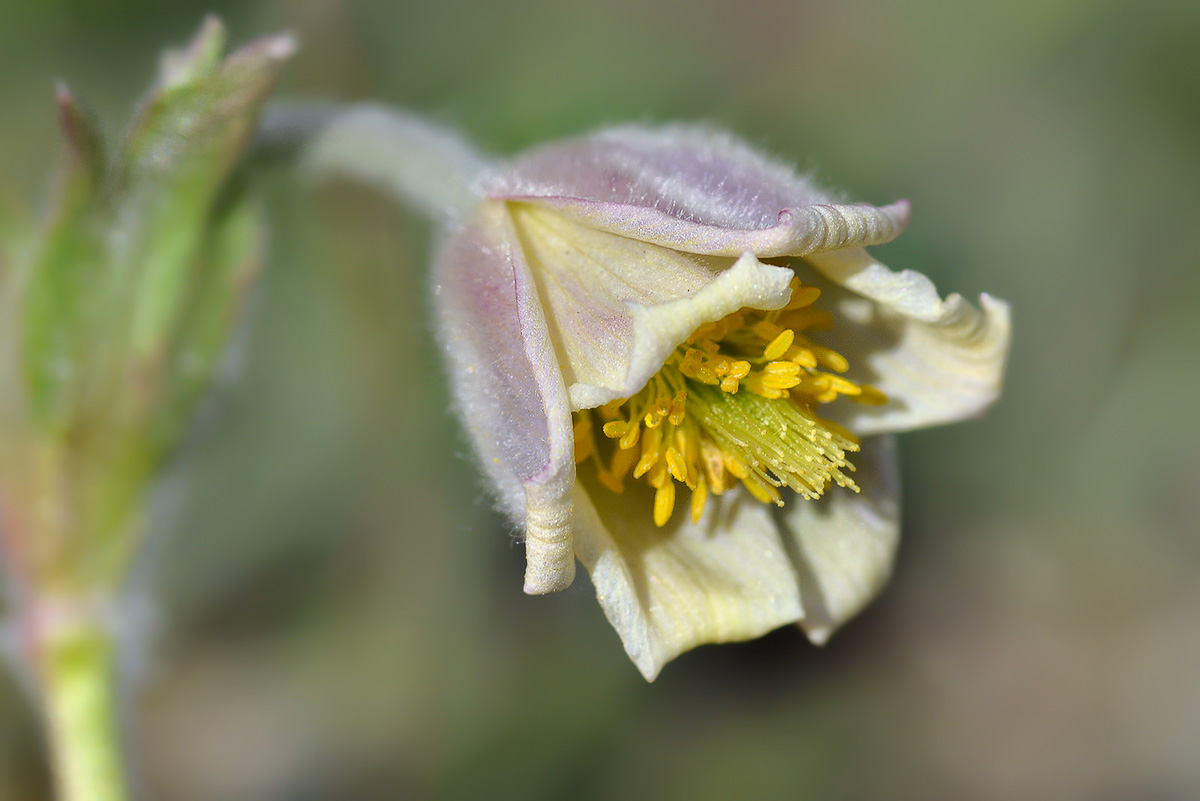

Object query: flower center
[572,275,886,527]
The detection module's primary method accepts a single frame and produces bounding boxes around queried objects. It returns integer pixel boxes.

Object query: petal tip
[521,482,577,594]
[803,625,832,646]
[523,561,575,594]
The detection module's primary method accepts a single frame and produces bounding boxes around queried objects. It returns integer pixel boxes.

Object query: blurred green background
[2,0,1198,798]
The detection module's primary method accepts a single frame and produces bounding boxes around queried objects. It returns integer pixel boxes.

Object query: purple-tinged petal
[779,435,901,645]
[489,125,909,257]
[432,201,576,593]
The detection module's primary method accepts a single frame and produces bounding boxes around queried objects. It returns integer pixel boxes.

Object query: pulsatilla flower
[312,115,1011,679]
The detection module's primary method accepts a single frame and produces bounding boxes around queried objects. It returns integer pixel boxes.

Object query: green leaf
[17,86,109,426]
[155,182,266,450]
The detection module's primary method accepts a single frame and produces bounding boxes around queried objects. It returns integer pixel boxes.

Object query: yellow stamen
[690,478,709,523]
[654,481,676,527]
[573,274,885,526]
[763,329,795,360]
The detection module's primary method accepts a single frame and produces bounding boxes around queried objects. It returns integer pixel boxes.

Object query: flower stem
[36,603,129,801]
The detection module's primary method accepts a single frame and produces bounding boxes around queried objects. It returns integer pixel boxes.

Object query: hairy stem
[261,102,490,220]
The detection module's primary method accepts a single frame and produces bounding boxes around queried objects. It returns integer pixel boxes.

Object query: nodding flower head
[311,113,1011,680]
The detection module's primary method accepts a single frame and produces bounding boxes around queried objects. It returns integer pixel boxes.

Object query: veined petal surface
[573,476,804,681]
[778,435,901,644]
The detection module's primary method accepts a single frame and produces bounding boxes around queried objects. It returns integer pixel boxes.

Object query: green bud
[0,19,294,591]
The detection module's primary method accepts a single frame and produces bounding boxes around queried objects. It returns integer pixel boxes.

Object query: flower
[311,113,1011,680]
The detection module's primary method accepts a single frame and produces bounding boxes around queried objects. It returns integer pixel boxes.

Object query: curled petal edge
[803,249,1011,435]
[496,195,911,260]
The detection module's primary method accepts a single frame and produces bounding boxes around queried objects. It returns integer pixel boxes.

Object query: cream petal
[432,201,576,593]
[572,475,804,681]
[489,125,909,258]
[622,252,795,407]
[802,250,1012,435]
[509,203,794,410]
[777,435,901,645]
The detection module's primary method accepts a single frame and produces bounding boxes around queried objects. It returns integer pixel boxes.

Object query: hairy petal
[778,435,900,644]
[573,477,804,681]
[490,125,909,258]
[432,202,576,593]
[804,250,1012,434]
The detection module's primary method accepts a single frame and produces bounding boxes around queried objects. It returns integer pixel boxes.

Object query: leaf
[154,182,265,450]
[17,86,109,426]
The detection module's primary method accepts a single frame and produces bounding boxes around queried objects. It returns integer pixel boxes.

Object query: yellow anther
[700,439,727,494]
[784,285,822,309]
[690,478,709,523]
[763,361,801,377]
[653,481,676,527]
[811,345,850,373]
[647,459,670,489]
[798,375,831,395]
[666,447,688,483]
[634,425,663,478]
[854,385,888,405]
[762,374,801,390]
[723,453,750,480]
[787,346,818,369]
[742,373,787,398]
[742,477,778,505]
[668,390,687,426]
[618,424,641,450]
[826,375,863,396]
[763,329,795,360]
[602,421,627,439]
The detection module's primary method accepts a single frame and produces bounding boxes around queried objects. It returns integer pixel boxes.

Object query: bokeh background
[2,0,1198,798]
